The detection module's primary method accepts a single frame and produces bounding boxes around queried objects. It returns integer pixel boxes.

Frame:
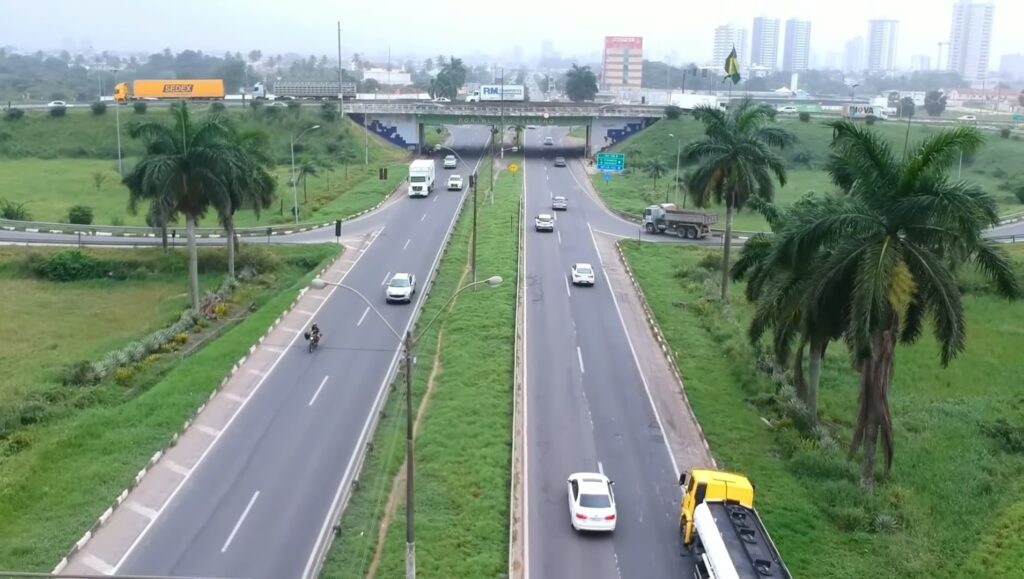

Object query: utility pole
[472,173,478,285]
[404,329,416,579]
[337,22,344,119]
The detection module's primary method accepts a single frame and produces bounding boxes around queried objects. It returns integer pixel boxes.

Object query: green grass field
[620,241,1024,578]
[594,116,1024,231]
[322,160,520,578]
[0,106,409,226]
[0,244,341,570]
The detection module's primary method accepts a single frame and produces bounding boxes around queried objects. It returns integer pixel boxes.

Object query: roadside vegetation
[322,160,521,578]
[0,243,341,570]
[591,113,1024,231]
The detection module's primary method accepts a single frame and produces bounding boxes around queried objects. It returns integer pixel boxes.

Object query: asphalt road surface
[113,127,489,579]
[523,127,687,579]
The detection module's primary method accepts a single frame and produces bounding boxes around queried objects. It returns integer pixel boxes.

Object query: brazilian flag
[723,46,741,84]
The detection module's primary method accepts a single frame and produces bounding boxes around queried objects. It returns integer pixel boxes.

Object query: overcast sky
[2,0,1021,68]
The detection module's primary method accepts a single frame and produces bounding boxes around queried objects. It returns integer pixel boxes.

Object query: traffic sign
[604,172,613,183]
[597,152,625,173]
[1014,115,1023,122]
[508,163,519,174]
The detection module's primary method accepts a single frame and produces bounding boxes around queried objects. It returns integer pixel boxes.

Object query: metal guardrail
[345,101,665,118]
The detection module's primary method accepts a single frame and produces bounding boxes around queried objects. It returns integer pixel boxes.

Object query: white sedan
[567,472,617,532]
[47,100,69,108]
[385,272,416,303]
[443,154,458,169]
[570,263,595,286]
[447,175,464,191]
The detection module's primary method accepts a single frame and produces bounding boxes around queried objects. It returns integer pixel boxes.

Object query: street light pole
[114,73,123,177]
[308,275,503,579]
[291,125,321,224]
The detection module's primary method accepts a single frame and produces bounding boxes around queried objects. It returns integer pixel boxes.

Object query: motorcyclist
[308,323,323,345]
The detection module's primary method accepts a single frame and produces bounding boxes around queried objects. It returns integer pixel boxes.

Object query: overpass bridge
[341,101,667,155]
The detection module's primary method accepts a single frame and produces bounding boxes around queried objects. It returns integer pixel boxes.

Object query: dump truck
[250,80,356,101]
[642,203,717,239]
[114,80,225,103]
[679,469,791,579]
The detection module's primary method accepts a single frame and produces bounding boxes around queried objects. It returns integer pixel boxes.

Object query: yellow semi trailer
[114,79,225,103]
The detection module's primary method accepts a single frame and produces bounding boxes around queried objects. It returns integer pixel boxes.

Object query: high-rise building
[750,17,780,72]
[844,36,865,73]
[867,20,899,73]
[713,25,747,70]
[1000,54,1024,80]
[783,19,812,72]
[948,1,994,83]
[601,36,643,90]
[911,55,932,71]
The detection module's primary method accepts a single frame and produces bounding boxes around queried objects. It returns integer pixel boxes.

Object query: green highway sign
[597,152,625,173]
[1014,115,1023,122]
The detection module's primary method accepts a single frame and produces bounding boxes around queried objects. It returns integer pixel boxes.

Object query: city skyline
[948,0,994,82]
[751,17,780,71]
[783,18,812,72]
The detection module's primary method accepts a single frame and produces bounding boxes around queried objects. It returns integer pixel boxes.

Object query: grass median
[0,244,341,570]
[321,158,521,578]
[620,241,1024,577]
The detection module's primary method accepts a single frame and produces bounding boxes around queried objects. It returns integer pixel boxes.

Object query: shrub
[287,100,301,113]
[320,102,339,122]
[1014,185,1024,205]
[0,198,31,220]
[664,105,684,120]
[90,101,107,115]
[5,431,34,453]
[210,101,226,112]
[1000,127,1011,139]
[292,142,306,154]
[49,106,67,118]
[325,141,340,154]
[982,418,1024,453]
[33,250,105,281]
[213,303,229,319]
[792,151,814,168]
[696,252,722,272]
[798,111,811,122]
[64,361,102,386]
[67,205,94,225]
[111,216,125,226]
[870,513,900,534]
[133,102,147,114]
[4,108,25,121]
[114,367,135,386]
[865,115,877,125]
[174,332,189,345]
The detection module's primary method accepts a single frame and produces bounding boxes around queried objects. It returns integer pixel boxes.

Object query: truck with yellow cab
[114,80,226,103]
[678,469,790,579]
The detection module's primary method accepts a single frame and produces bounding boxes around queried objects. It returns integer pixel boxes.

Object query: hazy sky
[2,0,1021,68]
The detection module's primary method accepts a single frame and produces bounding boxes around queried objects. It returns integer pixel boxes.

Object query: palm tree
[685,99,796,301]
[643,158,668,192]
[124,103,238,310]
[296,157,322,202]
[564,64,598,102]
[215,127,276,277]
[623,146,642,175]
[767,121,1019,488]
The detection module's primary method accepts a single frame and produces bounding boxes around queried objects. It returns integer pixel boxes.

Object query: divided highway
[522,127,687,578]
[105,127,489,579]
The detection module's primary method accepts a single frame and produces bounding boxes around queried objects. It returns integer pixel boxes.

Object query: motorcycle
[304,330,321,353]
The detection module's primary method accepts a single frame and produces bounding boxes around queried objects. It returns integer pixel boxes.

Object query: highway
[522,127,688,579]
[106,126,489,579]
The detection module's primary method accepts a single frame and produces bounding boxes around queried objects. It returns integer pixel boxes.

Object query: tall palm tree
[643,157,668,193]
[216,127,276,277]
[623,146,642,175]
[768,121,1019,488]
[296,157,322,202]
[685,99,796,301]
[124,103,238,310]
[564,64,598,102]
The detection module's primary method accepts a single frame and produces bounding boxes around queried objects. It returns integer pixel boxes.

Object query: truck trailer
[114,80,225,103]
[466,84,526,102]
[251,80,356,101]
[408,159,436,197]
[642,203,717,239]
[679,469,791,579]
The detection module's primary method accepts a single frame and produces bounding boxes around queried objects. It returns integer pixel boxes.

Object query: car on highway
[443,155,458,169]
[567,472,617,532]
[554,156,566,167]
[447,174,464,191]
[552,196,568,211]
[385,272,417,303]
[543,136,555,146]
[570,263,595,286]
[47,100,69,108]
[535,213,555,232]
[958,114,977,121]
[777,105,798,113]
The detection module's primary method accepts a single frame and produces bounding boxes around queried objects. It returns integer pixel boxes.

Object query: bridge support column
[585,121,593,157]
[416,120,425,155]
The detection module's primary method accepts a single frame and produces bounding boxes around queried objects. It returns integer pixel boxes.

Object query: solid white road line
[522,151,532,579]
[421,213,427,222]
[403,238,411,251]
[564,274,572,297]
[587,223,604,267]
[598,461,604,475]
[577,346,585,374]
[381,271,391,286]
[557,230,562,245]
[308,375,330,407]
[111,226,384,574]
[221,491,260,553]
[356,306,370,327]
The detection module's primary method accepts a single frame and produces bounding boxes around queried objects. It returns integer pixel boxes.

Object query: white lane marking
[221,491,260,553]
[381,271,391,286]
[83,554,115,575]
[308,375,330,407]
[111,226,384,574]
[522,150,532,579]
[598,461,604,475]
[564,274,572,297]
[356,306,370,327]
[301,145,488,579]
[587,222,604,267]
[433,196,439,203]
[566,161,637,230]
[403,238,411,251]
[421,213,427,222]
[577,346,585,374]
[557,230,562,245]
[587,227,681,478]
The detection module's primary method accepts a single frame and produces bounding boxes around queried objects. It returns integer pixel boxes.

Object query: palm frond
[902,242,965,366]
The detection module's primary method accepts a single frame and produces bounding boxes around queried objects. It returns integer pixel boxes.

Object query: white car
[777,105,798,114]
[447,174,464,191]
[958,114,977,121]
[385,272,416,303]
[443,155,458,169]
[570,263,595,286]
[543,137,555,146]
[535,213,555,232]
[552,196,568,211]
[47,100,69,108]
[567,472,616,532]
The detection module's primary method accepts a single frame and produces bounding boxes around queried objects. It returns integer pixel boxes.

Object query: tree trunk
[186,215,200,311]
[807,336,825,421]
[793,337,808,403]
[303,177,308,203]
[720,200,735,301]
[850,314,899,490]
[226,214,236,278]
[160,225,168,254]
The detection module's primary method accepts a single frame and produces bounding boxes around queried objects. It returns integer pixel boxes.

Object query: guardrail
[344,101,665,118]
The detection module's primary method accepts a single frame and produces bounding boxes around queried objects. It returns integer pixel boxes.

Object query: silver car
[535,213,555,232]
[552,196,568,211]
[386,272,417,303]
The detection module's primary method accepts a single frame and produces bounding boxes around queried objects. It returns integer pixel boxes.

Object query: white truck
[669,93,723,110]
[842,104,889,121]
[251,81,356,101]
[408,159,436,197]
[466,84,526,103]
